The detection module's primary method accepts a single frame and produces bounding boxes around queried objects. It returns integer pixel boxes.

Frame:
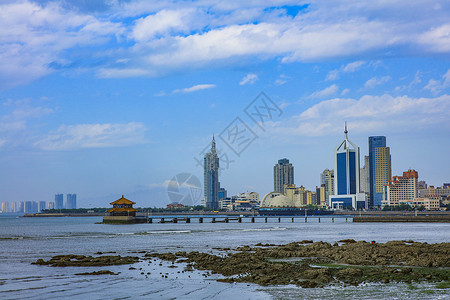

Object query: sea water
[0,215,449,299]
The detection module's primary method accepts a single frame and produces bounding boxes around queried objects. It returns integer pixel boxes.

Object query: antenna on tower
[344,121,348,139]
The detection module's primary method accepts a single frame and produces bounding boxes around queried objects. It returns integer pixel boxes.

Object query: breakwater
[353,216,450,222]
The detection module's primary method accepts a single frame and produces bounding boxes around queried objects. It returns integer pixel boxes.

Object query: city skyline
[0,1,449,207]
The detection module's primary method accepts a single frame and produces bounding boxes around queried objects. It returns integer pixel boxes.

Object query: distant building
[398,198,440,210]
[47,202,55,210]
[166,203,184,209]
[220,192,260,211]
[24,201,38,213]
[274,158,294,194]
[11,202,19,213]
[219,198,233,210]
[218,188,227,201]
[316,185,326,207]
[260,192,296,208]
[66,194,77,209]
[382,169,418,207]
[55,194,64,209]
[418,185,450,200]
[238,192,259,203]
[38,201,46,212]
[204,136,220,210]
[1,202,9,213]
[360,156,370,194]
[329,123,367,210]
[284,184,307,207]
[418,181,427,189]
[320,169,334,203]
[368,136,391,207]
[11,202,24,213]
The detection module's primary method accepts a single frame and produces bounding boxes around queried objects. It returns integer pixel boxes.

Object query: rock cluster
[32,254,139,267]
[145,240,449,287]
[75,270,119,276]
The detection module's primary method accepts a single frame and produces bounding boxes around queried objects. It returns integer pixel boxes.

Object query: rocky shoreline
[32,240,449,288]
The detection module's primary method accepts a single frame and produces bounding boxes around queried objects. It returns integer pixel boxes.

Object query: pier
[144,216,350,224]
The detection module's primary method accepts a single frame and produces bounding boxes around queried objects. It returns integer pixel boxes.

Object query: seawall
[353,216,450,223]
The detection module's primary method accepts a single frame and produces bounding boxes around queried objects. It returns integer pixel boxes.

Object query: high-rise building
[360,156,370,194]
[204,136,220,210]
[11,202,24,213]
[1,202,10,213]
[55,194,64,209]
[38,201,46,212]
[47,202,55,209]
[66,194,77,209]
[24,201,38,213]
[320,168,334,203]
[316,185,326,207]
[329,123,367,210]
[274,158,294,193]
[368,136,391,207]
[382,169,418,207]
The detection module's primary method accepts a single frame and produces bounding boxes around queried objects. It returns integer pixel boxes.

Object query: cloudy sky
[1,0,449,207]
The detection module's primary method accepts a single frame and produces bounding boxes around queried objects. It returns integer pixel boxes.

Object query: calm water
[0,215,449,299]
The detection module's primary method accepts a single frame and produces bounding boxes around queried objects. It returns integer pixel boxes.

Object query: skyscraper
[360,155,370,193]
[204,136,220,210]
[55,194,64,209]
[368,136,391,207]
[273,158,294,194]
[329,123,367,209]
[320,168,334,203]
[66,194,77,209]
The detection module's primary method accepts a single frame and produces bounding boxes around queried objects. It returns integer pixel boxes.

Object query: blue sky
[1,0,449,208]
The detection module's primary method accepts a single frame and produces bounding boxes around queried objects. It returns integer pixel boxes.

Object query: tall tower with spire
[329,123,367,210]
[204,136,220,210]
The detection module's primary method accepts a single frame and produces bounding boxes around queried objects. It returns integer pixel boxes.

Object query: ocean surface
[0,215,449,299]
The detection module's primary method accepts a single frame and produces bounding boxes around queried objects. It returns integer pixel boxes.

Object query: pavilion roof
[107,207,138,213]
[110,195,136,205]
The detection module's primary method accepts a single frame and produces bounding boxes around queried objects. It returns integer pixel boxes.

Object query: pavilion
[107,195,138,217]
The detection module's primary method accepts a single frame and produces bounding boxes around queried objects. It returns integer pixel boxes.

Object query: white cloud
[325,70,339,81]
[326,61,365,81]
[342,61,365,73]
[364,76,391,89]
[308,84,339,98]
[132,9,194,41]
[274,79,287,86]
[240,73,258,85]
[1,1,450,85]
[341,88,350,95]
[173,84,216,94]
[287,94,450,136]
[0,99,54,131]
[0,1,124,90]
[417,24,450,53]
[97,68,151,78]
[0,98,55,148]
[424,69,450,94]
[34,122,147,151]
